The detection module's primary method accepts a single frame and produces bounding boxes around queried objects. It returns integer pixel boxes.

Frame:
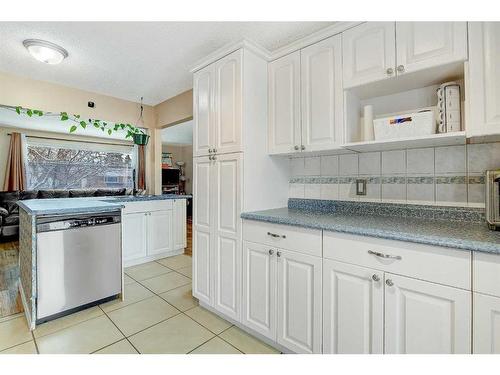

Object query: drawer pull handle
[368,250,402,260]
[267,231,286,239]
[268,249,274,255]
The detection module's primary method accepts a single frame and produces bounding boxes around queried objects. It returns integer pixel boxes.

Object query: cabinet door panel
[468,22,500,136]
[148,210,173,256]
[193,226,212,305]
[396,22,467,75]
[173,199,187,250]
[343,22,396,88]
[242,241,276,340]
[213,153,242,320]
[385,273,471,354]
[193,65,215,157]
[277,250,322,353]
[215,50,242,154]
[301,35,344,152]
[122,213,148,263]
[193,157,212,229]
[268,51,301,154]
[323,260,384,354]
[474,293,500,354]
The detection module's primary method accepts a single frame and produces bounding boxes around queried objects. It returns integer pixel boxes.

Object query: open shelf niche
[342,63,467,152]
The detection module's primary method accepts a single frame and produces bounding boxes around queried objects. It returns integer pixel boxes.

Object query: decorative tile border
[435,176,467,184]
[288,198,485,223]
[290,175,478,185]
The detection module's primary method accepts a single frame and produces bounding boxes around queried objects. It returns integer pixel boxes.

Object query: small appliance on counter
[437,81,461,133]
[486,169,500,230]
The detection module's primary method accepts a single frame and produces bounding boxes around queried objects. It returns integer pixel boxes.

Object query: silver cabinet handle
[267,231,286,239]
[397,65,405,73]
[268,249,274,255]
[277,251,282,258]
[386,279,394,287]
[208,155,213,161]
[212,155,217,160]
[386,67,394,75]
[368,250,402,260]
[372,274,380,282]
[208,148,213,153]
[294,145,299,151]
[301,145,305,151]
[213,148,217,153]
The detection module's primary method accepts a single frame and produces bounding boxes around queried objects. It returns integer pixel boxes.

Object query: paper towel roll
[363,105,374,141]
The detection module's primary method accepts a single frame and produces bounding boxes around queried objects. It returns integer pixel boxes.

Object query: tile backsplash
[289,142,500,207]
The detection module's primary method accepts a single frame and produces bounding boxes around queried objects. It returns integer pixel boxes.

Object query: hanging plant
[3,104,148,145]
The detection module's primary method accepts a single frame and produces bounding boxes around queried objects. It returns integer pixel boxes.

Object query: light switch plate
[356,178,367,195]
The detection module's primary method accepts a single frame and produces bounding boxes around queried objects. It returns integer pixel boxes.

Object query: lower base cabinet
[242,240,322,353]
[323,260,384,354]
[385,273,471,354]
[473,293,500,354]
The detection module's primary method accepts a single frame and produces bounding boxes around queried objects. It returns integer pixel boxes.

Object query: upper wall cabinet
[395,22,468,75]
[342,22,467,89]
[268,35,344,155]
[467,22,500,137]
[268,51,301,154]
[301,35,344,152]
[343,22,396,89]
[193,50,242,157]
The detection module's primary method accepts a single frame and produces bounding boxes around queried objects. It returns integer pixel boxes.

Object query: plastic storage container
[373,110,436,140]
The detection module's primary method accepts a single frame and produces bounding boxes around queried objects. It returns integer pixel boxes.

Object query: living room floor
[0,254,280,354]
[0,241,22,319]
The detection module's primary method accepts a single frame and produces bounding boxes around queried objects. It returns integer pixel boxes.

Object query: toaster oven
[486,170,500,230]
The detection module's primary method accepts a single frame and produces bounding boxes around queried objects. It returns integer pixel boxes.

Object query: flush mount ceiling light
[23,39,68,65]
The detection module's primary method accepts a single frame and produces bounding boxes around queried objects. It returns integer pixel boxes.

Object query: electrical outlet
[356,178,367,195]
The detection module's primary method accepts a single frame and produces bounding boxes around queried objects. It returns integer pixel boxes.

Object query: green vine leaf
[26,109,33,117]
[80,121,87,129]
[60,112,69,121]
[108,129,112,135]
[15,106,21,115]
[69,125,77,133]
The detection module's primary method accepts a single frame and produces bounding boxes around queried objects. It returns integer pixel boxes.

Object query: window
[25,137,136,190]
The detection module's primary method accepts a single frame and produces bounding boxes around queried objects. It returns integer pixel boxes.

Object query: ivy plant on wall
[2,104,149,145]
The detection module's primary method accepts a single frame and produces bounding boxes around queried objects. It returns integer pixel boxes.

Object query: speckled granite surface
[18,194,191,216]
[241,206,500,254]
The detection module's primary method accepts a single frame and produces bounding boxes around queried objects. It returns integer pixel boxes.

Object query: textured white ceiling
[0,22,334,105]
[161,120,192,145]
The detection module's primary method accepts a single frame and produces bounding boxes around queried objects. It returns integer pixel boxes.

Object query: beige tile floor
[0,254,280,355]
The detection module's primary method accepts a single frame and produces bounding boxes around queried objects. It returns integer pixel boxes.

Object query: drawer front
[323,231,471,289]
[473,252,500,297]
[122,200,173,214]
[243,220,322,257]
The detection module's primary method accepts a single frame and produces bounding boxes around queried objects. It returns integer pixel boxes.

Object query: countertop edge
[240,212,499,254]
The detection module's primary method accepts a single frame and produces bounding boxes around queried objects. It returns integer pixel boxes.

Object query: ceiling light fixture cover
[23,39,68,64]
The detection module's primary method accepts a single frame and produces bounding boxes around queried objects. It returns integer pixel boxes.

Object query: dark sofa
[0,188,128,241]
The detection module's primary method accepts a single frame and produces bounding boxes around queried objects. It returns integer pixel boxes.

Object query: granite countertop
[241,207,500,254]
[18,194,192,216]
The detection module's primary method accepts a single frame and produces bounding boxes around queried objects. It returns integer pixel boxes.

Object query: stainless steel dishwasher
[36,210,122,324]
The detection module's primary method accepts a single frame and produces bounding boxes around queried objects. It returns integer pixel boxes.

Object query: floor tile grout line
[31,331,40,354]
[181,308,231,336]
[125,270,191,297]
[186,335,219,354]
[96,305,141,354]
[0,338,34,353]
[125,268,174,283]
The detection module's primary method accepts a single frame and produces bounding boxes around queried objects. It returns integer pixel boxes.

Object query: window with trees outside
[25,137,136,190]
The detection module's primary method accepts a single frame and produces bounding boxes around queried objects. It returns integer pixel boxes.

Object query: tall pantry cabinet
[192,46,289,322]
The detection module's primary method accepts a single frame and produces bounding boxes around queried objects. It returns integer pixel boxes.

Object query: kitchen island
[17,194,191,330]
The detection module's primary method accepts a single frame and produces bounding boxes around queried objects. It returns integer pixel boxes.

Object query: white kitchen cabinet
[323,259,384,354]
[396,22,467,76]
[193,156,214,305]
[122,212,148,263]
[467,22,500,137]
[173,199,187,250]
[122,200,187,267]
[384,273,471,354]
[342,22,396,88]
[214,50,242,155]
[213,153,242,320]
[277,249,322,354]
[268,51,301,155]
[148,210,173,256]
[301,35,344,152]
[242,241,277,340]
[193,64,215,157]
[473,293,500,354]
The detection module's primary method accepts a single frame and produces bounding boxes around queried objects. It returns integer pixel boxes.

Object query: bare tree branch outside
[25,143,134,190]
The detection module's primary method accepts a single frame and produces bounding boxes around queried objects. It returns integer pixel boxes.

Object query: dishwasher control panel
[37,211,121,233]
